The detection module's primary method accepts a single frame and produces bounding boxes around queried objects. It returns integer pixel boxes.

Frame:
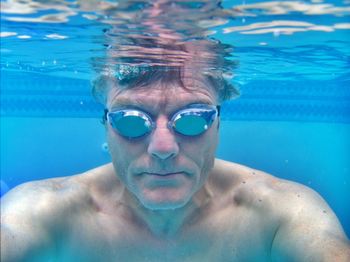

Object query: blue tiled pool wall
[1,71,349,123]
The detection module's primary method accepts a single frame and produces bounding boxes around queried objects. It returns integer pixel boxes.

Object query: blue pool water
[1,0,349,240]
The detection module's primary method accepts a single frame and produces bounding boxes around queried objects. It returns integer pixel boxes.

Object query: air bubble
[101,142,109,152]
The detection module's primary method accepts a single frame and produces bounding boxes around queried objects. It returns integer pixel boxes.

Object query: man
[1,36,350,261]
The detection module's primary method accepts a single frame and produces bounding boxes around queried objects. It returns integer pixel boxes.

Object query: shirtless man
[1,39,350,261]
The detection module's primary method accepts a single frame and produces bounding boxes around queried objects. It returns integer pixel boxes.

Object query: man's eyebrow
[180,99,213,107]
[110,98,213,112]
[167,100,213,114]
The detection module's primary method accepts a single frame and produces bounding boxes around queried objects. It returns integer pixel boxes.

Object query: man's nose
[147,115,179,160]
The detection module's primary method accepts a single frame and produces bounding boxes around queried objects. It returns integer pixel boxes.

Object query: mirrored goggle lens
[111,115,151,138]
[173,115,209,136]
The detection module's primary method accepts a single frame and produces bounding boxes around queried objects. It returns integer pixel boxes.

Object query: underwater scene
[1,0,350,243]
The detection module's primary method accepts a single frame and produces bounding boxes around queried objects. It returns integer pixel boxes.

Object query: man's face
[106,81,219,210]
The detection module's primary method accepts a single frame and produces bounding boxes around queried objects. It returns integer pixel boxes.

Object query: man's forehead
[108,84,217,112]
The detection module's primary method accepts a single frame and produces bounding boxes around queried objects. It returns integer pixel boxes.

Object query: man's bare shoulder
[213,158,336,216]
[1,163,121,218]
[213,159,350,261]
[1,163,123,262]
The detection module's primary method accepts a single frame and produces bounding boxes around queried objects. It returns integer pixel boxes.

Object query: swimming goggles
[105,104,220,139]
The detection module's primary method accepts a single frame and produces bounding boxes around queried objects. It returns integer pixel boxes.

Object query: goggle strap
[102,108,108,124]
[217,105,221,117]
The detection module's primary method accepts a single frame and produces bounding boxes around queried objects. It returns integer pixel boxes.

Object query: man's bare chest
[59,236,272,262]
[59,212,276,262]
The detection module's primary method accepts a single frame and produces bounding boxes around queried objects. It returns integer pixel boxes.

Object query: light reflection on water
[0,0,349,82]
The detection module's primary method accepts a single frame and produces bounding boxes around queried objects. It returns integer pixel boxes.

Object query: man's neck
[120,185,213,238]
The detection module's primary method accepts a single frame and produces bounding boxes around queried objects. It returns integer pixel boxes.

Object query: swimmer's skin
[1,83,350,262]
[1,160,350,262]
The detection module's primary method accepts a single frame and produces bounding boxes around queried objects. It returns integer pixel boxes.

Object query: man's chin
[137,189,192,211]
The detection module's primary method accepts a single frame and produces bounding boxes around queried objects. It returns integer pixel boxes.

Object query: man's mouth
[145,172,184,177]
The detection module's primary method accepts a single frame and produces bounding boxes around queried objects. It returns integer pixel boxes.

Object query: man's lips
[142,172,186,187]
[144,172,184,177]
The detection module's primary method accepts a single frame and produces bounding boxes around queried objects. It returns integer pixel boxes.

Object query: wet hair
[91,39,239,105]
